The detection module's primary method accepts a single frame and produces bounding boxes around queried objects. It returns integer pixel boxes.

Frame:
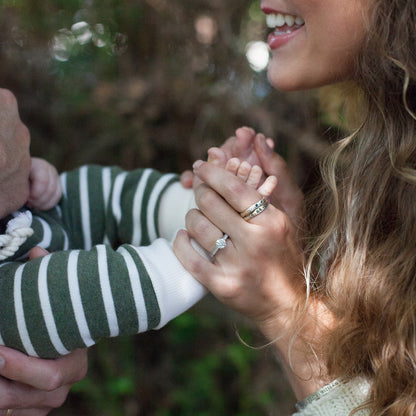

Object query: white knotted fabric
[0,211,34,260]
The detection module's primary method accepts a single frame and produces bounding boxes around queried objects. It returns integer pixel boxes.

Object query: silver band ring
[6,410,13,416]
[211,233,228,257]
[240,198,269,221]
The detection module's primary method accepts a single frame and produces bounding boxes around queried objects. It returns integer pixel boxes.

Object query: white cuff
[158,182,196,240]
[135,238,207,328]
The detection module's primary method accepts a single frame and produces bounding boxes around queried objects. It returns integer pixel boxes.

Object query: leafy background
[0,0,332,414]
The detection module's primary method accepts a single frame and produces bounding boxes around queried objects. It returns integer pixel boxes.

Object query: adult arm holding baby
[0,88,88,415]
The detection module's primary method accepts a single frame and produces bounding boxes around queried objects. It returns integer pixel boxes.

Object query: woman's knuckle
[197,189,216,210]
[185,209,197,229]
[188,257,204,275]
[186,211,208,235]
[271,213,291,237]
[220,279,242,299]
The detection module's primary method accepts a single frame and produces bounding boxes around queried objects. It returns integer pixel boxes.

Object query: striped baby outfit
[0,165,205,358]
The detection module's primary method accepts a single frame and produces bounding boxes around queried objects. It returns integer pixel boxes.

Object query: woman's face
[261,0,371,91]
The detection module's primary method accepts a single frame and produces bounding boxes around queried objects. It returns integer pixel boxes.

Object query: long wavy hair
[306,0,416,414]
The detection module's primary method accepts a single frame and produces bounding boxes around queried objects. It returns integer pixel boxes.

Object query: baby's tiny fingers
[225,157,241,176]
[236,161,251,182]
[246,165,263,189]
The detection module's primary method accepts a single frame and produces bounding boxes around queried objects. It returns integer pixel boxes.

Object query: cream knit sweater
[293,378,371,416]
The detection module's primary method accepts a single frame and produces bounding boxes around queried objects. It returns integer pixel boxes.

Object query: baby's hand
[180,126,274,189]
[224,157,277,197]
[27,157,62,210]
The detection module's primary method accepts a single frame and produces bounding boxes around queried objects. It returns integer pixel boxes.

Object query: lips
[262,8,305,50]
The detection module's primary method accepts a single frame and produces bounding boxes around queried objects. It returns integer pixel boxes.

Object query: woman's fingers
[185,209,224,253]
[257,175,278,198]
[194,161,263,212]
[192,182,246,238]
[254,134,304,225]
[193,162,276,238]
[174,230,218,286]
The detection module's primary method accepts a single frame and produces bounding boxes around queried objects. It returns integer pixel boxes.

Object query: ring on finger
[240,197,269,221]
[211,233,229,257]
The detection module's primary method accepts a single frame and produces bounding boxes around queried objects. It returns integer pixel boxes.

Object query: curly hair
[306,0,416,414]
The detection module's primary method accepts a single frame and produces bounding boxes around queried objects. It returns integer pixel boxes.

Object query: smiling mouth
[266,13,305,33]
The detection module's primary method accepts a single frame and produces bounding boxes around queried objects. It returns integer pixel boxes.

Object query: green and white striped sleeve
[59,165,181,249]
[0,165,205,358]
[0,239,206,358]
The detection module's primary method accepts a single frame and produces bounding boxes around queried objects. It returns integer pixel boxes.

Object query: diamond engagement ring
[211,233,229,257]
[240,197,269,221]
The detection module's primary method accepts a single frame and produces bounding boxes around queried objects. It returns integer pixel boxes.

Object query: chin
[267,68,340,92]
[267,60,307,91]
[267,70,306,92]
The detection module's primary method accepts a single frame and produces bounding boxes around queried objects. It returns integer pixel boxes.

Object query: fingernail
[193,160,203,170]
[210,156,221,166]
[0,355,5,369]
[207,149,217,164]
[256,134,272,154]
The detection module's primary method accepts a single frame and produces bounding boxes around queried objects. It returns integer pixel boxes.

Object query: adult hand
[180,127,304,232]
[252,133,304,232]
[0,247,89,415]
[0,89,32,218]
[179,127,274,188]
[173,161,332,400]
[175,160,304,326]
[0,347,87,415]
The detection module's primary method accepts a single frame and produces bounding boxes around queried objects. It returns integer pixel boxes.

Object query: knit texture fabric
[0,165,205,358]
[293,378,371,416]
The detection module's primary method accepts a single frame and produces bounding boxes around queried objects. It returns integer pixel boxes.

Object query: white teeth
[285,15,295,27]
[266,13,304,29]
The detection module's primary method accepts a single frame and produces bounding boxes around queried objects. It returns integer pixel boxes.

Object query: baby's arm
[27,157,62,210]
[0,161,274,358]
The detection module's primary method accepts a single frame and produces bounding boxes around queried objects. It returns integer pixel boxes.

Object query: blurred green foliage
[0,0,326,414]
[62,303,296,416]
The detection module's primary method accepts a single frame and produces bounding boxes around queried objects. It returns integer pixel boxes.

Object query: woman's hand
[0,347,88,415]
[173,161,332,400]
[180,126,304,232]
[175,160,304,330]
